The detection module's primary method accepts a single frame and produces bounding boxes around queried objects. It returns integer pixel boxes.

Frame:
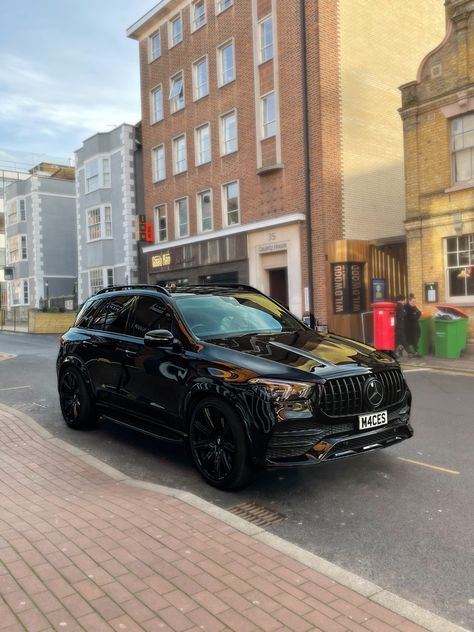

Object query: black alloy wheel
[59,367,96,430]
[189,397,254,490]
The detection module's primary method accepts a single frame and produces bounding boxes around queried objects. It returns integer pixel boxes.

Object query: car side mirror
[144,329,175,348]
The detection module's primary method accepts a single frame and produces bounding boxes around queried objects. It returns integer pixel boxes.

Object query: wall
[28,311,76,334]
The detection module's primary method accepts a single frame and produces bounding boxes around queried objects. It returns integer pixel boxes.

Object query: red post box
[371,301,396,350]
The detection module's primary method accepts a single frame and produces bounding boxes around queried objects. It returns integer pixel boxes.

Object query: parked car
[57,284,413,489]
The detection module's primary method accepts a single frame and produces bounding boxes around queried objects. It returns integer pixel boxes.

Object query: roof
[126,1,172,39]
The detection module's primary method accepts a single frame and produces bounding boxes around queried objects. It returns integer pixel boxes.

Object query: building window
[220,110,237,155]
[23,280,29,305]
[9,279,29,306]
[152,145,166,182]
[85,157,111,193]
[173,135,187,174]
[193,57,209,100]
[19,199,26,221]
[154,204,168,243]
[89,268,113,295]
[196,123,211,165]
[451,113,474,184]
[259,16,273,63]
[7,235,27,263]
[151,85,163,123]
[216,0,233,15]
[169,14,183,48]
[223,181,239,226]
[218,41,235,86]
[198,189,213,232]
[175,197,189,238]
[87,205,112,241]
[150,30,161,61]
[192,0,206,31]
[262,92,276,138]
[445,234,474,298]
[7,200,17,225]
[169,72,185,113]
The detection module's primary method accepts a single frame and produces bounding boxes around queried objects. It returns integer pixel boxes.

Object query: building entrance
[268,267,289,308]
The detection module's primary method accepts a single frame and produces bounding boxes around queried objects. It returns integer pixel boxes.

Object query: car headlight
[249,378,315,401]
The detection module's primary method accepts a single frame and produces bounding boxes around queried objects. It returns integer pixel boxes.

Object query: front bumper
[263,401,412,467]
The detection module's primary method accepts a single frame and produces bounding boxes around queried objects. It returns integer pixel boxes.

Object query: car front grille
[320,369,405,417]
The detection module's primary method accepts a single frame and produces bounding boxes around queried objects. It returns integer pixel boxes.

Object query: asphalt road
[1,331,473,630]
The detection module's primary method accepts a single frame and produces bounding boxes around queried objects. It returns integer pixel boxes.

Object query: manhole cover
[228,502,286,528]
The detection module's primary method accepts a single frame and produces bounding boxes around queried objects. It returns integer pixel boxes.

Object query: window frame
[174,196,190,239]
[84,155,111,193]
[151,84,164,124]
[173,134,187,175]
[152,144,166,182]
[261,91,277,139]
[193,55,209,101]
[149,29,162,62]
[154,203,168,243]
[444,234,474,301]
[169,71,185,113]
[191,0,207,32]
[7,234,27,264]
[169,13,183,48]
[259,15,274,64]
[220,109,238,155]
[197,188,213,233]
[195,122,212,166]
[215,0,233,15]
[88,267,114,297]
[7,200,18,225]
[19,198,26,222]
[9,278,29,306]
[217,39,236,87]
[450,113,474,186]
[222,180,240,227]
[86,205,113,242]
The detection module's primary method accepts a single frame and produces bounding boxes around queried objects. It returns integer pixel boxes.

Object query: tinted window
[175,292,305,339]
[75,299,100,329]
[88,299,109,330]
[103,296,135,334]
[129,296,173,338]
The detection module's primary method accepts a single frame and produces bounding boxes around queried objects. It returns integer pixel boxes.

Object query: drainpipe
[300,0,315,328]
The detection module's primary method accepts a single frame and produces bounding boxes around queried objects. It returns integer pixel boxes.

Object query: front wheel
[59,366,96,430]
[189,398,256,490]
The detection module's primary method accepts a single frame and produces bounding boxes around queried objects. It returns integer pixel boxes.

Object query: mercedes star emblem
[365,377,384,409]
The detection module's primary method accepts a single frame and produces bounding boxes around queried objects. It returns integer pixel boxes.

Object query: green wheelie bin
[417,315,432,356]
[434,305,469,359]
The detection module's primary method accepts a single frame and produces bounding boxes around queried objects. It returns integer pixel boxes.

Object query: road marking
[397,456,460,475]
[0,353,16,362]
[402,368,432,373]
[0,385,32,392]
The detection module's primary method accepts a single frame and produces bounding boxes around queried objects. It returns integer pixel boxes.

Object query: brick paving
[0,404,442,631]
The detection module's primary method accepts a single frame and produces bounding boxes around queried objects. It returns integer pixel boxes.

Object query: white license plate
[359,410,388,430]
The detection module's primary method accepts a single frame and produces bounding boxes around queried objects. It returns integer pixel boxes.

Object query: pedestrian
[394,294,407,357]
[404,293,422,357]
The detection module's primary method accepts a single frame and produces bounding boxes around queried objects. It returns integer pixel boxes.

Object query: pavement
[0,402,470,632]
[399,342,474,374]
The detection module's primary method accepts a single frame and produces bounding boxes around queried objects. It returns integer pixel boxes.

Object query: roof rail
[175,283,263,294]
[94,284,171,296]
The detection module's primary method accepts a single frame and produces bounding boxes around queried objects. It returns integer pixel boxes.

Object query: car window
[129,296,173,338]
[88,299,109,330]
[175,292,305,338]
[75,299,100,329]
[103,296,135,334]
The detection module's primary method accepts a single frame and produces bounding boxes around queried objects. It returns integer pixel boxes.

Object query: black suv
[57,284,413,489]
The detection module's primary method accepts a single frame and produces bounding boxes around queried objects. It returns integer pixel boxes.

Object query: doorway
[268,268,289,308]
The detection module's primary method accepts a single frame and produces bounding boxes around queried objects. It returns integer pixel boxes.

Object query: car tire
[189,397,256,490]
[59,366,97,430]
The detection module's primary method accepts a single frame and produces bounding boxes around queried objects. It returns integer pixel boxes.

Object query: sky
[0,1,155,168]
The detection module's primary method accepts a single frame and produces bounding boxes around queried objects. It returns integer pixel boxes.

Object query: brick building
[400,0,474,339]
[128,0,444,337]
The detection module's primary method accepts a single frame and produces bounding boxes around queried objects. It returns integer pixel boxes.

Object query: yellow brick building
[400,0,474,339]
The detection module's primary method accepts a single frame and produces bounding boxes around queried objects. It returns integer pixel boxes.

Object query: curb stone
[0,401,469,632]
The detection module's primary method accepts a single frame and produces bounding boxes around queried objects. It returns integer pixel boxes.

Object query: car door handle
[123,349,137,357]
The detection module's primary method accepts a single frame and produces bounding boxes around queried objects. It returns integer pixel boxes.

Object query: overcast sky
[0,1,155,167]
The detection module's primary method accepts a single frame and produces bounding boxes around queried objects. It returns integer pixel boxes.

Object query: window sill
[256,163,284,176]
[445,181,474,193]
[191,22,207,33]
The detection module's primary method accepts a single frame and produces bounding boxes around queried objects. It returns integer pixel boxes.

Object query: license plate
[359,410,388,430]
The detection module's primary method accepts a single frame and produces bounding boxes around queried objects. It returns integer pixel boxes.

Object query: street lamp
[45,281,49,308]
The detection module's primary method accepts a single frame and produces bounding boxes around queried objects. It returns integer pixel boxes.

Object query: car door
[118,295,190,433]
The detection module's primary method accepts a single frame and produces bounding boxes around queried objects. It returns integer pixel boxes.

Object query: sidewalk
[0,404,467,632]
[399,342,474,374]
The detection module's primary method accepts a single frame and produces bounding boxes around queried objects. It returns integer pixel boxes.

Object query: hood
[206,329,397,378]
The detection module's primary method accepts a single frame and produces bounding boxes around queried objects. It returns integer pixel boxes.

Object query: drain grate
[228,502,286,528]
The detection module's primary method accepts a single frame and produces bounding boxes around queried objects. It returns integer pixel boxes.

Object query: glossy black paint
[57,287,413,468]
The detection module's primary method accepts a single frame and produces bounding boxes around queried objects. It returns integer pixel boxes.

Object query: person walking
[394,294,407,357]
[404,293,422,357]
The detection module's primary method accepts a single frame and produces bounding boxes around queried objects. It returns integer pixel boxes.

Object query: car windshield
[174,292,306,339]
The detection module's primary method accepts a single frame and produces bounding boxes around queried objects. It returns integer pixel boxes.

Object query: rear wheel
[189,398,256,490]
[59,366,96,430]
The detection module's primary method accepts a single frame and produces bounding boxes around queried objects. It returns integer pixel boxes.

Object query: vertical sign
[331,263,365,314]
